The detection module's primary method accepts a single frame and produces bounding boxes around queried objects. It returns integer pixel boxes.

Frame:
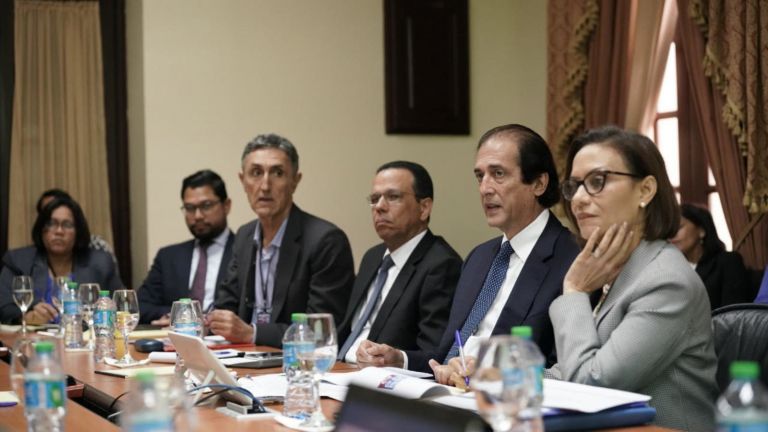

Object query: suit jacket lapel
[215,230,235,287]
[594,240,663,326]
[494,213,558,332]
[179,241,195,295]
[271,206,301,322]
[369,231,436,340]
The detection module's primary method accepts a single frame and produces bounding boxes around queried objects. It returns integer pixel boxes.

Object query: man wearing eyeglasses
[428,124,581,380]
[207,134,355,347]
[336,161,462,370]
[137,169,234,325]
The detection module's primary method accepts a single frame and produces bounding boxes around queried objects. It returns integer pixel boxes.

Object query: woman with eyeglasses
[0,196,123,324]
[549,126,718,430]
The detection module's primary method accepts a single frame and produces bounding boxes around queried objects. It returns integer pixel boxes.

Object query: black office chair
[711,303,768,392]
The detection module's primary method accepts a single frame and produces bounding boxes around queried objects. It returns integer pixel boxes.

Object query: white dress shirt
[187,229,230,311]
[344,230,428,365]
[462,210,550,357]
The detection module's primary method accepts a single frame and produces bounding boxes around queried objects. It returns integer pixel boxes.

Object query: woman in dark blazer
[0,196,123,324]
[669,203,753,309]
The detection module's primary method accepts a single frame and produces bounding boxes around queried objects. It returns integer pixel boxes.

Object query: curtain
[583,0,636,129]
[0,0,13,258]
[9,0,113,250]
[624,0,678,134]
[677,0,768,268]
[546,0,599,173]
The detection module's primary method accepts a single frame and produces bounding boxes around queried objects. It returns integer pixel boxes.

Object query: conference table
[0,330,676,431]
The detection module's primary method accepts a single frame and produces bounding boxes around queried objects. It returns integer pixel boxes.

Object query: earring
[639,202,646,208]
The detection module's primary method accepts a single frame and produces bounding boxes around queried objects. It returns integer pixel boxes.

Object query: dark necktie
[338,255,395,360]
[445,241,514,362]
[190,241,210,304]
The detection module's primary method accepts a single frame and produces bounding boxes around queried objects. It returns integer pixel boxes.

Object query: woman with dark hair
[547,126,718,430]
[0,196,123,324]
[669,203,753,309]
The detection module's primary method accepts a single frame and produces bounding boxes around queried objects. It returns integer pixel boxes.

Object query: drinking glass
[298,313,338,428]
[113,289,140,365]
[12,275,33,335]
[79,283,101,350]
[471,335,528,432]
[51,276,68,329]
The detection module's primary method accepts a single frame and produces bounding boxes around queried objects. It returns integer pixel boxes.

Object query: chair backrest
[711,303,768,392]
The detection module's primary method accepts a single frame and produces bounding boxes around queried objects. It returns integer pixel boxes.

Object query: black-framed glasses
[181,200,221,215]
[561,170,642,201]
[366,191,414,207]
[44,220,75,231]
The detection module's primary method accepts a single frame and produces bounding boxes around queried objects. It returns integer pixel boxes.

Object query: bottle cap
[511,326,533,339]
[179,298,192,304]
[67,281,78,290]
[34,341,55,354]
[291,313,308,323]
[730,361,760,379]
[134,370,156,383]
[99,290,110,297]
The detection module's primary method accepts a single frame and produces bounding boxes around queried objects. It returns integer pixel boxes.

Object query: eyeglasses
[366,191,414,207]
[561,170,642,201]
[44,220,75,231]
[181,200,221,215]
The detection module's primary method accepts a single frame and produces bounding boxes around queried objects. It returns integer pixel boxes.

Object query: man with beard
[137,170,234,325]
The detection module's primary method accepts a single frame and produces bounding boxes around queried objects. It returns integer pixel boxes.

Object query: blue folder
[543,403,656,431]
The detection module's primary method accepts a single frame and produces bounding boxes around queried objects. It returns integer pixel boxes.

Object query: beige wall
[125,0,547,285]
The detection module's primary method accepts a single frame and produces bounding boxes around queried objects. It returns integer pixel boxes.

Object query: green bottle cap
[511,326,533,339]
[134,370,156,383]
[730,361,760,380]
[291,313,308,323]
[179,298,192,303]
[67,281,78,290]
[34,341,55,354]
[99,290,110,297]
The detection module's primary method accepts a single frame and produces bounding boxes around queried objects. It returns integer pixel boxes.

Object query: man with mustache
[138,169,234,325]
[336,161,462,369]
[207,134,355,347]
[426,124,580,376]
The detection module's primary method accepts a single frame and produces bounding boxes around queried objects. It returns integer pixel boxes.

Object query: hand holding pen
[454,330,471,387]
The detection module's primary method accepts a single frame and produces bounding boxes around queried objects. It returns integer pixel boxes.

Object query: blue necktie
[338,255,395,360]
[445,241,513,362]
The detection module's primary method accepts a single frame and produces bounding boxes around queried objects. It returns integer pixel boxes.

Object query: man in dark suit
[428,124,580,379]
[137,170,234,324]
[336,161,461,369]
[208,134,355,347]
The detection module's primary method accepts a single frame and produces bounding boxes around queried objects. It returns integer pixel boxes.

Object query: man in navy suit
[425,124,580,377]
[137,170,234,324]
[336,161,462,369]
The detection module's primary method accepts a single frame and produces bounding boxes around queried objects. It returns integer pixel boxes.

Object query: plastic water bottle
[282,313,315,419]
[511,326,545,432]
[62,281,83,349]
[24,341,67,432]
[717,361,768,431]
[120,371,174,432]
[93,290,116,362]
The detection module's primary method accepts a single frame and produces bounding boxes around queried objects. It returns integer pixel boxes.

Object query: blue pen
[454,330,470,386]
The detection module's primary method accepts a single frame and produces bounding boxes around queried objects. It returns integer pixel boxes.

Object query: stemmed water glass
[472,335,528,432]
[12,276,33,335]
[113,289,140,365]
[298,313,338,428]
[79,283,101,350]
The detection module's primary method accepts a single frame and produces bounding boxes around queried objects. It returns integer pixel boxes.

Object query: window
[652,43,732,249]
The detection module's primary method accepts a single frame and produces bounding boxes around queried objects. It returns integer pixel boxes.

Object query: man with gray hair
[207,134,355,347]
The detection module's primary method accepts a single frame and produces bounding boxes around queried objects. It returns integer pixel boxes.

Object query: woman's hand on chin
[564,222,637,294]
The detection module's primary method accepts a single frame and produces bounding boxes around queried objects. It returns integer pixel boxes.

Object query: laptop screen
[335,384,487,432]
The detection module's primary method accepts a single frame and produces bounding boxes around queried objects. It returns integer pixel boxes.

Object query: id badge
[256,312,271,324]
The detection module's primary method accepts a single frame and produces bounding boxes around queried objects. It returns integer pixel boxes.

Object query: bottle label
[502,367,525,390]
[173,322,200,336]
[24,379,66,409]
[63,300,80,315]
[531,365,544,396]
[718,424,768,432]
[94,310,115,327]
[127,414,174,432]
